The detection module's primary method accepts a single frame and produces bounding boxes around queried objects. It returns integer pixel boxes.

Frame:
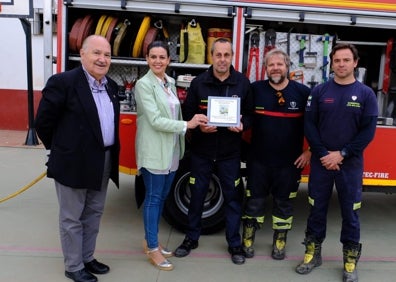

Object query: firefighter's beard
[269,74,286,85]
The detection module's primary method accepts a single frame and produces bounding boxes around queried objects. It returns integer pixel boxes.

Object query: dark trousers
[306,156,362,244]
[243,161,301,230]
[186,153,243,247]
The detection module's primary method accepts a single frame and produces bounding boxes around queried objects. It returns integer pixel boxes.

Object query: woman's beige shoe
[143,240,173,258]
[147,248,174,271]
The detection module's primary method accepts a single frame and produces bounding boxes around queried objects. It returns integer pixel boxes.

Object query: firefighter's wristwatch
[340,149,347,158]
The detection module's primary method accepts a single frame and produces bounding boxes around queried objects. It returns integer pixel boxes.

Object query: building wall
[0,17,55,130]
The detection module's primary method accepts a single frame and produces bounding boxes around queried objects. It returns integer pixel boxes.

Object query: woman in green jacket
[135,41,207,271]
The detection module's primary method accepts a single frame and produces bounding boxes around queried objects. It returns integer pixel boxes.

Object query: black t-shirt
[249,80,310,165]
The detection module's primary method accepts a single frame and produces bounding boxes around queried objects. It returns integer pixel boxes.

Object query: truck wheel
[163,169,225,235]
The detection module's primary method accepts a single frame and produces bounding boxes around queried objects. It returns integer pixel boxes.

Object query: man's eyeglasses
[276,91,285,106]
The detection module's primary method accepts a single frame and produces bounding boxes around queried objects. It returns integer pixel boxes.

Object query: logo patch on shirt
[347,102,361,108]
[324,98,334,104]
[346,96,361,108]
[288,101,298,110]
[306,96,312,107]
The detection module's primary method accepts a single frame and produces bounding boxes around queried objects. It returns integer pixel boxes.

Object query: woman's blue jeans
[141,168,176,249]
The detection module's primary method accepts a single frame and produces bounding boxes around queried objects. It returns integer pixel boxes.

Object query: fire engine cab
[26,0,396,233]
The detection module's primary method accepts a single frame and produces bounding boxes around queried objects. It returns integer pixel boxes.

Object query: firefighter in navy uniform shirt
[174,38,254,265]
[295,43,378,282]
[241,49,311,260]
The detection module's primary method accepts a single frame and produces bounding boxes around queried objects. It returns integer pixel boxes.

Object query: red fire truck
[50,0,396,234]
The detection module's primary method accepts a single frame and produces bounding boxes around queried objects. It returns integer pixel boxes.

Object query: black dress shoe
[228,246,246,265]
[174,237,198,257]
[65,269,97,282]
[84,259,110,274]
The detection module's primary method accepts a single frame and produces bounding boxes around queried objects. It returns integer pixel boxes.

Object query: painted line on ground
[1,246,396,262]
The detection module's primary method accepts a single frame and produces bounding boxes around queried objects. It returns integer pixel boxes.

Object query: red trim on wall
[0,89,42,130]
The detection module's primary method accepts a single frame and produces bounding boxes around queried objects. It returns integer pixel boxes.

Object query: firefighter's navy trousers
[243,161,301,229]
[186,153,243,248]
[306,156,362,244]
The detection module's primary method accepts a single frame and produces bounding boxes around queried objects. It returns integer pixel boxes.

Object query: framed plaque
[207,96,240,127]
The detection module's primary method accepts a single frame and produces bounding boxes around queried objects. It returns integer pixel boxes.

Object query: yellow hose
[0,171,47,204]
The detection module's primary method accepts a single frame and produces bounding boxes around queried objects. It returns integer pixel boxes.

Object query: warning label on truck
[363,171,390,179]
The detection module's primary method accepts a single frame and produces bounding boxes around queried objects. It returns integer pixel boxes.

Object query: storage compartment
[65,5,234,114]
[66,7,233,64]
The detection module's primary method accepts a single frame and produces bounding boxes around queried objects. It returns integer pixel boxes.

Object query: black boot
[343,242,362,282]
[271,230,288,260]
[242,219,258,258]
[295,237,322,274]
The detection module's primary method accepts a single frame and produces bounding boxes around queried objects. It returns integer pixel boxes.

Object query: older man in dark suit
[35,35,120,282]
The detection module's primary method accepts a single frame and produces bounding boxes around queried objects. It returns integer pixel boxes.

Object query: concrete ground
[1,130,396,282]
